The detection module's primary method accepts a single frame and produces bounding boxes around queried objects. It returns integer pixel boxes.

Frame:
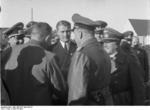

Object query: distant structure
[129,19,150,45]
[31,8,33,21]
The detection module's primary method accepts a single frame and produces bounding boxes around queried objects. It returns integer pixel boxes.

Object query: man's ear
[45,34,50,42]
[80,31,83,39]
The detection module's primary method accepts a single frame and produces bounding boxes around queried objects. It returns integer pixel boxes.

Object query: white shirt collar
[60,40,65,48]
[110,51,118,59]
[60,40,70,48]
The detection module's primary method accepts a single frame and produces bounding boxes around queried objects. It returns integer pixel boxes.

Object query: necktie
[65,42,69,52]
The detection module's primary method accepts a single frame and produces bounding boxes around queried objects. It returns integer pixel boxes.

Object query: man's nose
[63,32,67,36]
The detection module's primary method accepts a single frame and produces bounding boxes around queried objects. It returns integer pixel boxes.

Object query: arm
[128,55,145,105]
[143,49,149,82]
[47,55,67,99]
[67,52,90,105]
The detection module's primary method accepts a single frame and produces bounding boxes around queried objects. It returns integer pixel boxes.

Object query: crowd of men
[1,13,150,105]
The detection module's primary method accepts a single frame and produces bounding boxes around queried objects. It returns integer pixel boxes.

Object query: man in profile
[68,14,112,105]
[2,22,66,105]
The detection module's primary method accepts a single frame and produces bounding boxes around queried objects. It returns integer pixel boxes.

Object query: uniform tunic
[68,38,112,105]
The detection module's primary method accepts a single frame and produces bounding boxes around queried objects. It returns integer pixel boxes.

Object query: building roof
[129,19,150,36]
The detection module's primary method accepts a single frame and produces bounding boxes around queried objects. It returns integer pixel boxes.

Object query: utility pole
[31,8,33,21]
[28,0,33,21]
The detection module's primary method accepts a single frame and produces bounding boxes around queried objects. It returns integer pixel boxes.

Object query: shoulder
[44,49,56,61]
[74,51,89,60]
[139,47,147,54]
[9,43,28,56]
[125,50,140,66]
[73,51,95,67]
[116,48,128,63]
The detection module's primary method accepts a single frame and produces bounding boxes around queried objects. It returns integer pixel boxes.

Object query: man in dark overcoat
[103,28,145,105]
[49,20,77,82]
[1,22,66,105]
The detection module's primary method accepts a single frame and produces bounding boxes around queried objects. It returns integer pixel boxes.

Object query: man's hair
[56,20,71,30]
[33,22,52,37]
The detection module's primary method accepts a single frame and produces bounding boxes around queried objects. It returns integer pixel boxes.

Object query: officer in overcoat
[103,28,145,105]
[68,14,113,105]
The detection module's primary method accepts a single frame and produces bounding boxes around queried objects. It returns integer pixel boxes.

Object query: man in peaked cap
[102,27,123,42]
[120,30,134,53]
[67,13,113,105]
[123,31,134,40]
[103,28,145,105]
[120,30,142,76]
[94,20,108,45]
[95,20,108,29]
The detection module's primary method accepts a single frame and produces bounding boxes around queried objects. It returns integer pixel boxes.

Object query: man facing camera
[50,20,77,82]
[103,28,145,105]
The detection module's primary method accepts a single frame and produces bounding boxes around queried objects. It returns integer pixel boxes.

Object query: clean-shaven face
[103,42,117,55]
[132,37,139,47]
[73,27,82,47]
[57,25,71,42]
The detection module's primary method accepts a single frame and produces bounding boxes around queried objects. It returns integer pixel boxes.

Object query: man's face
[132,37,139,47]
[95,33,104,42]
[103,42,117,55]
[73,27,81,46]
[57,25,71,42]
[124,35,133,45]
[95,28,104,42]
[95,33,101,42]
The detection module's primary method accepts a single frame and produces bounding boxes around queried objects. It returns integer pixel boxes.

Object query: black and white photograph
[0,0,150,109]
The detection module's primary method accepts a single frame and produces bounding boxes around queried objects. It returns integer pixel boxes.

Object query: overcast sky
[0,0,150,32]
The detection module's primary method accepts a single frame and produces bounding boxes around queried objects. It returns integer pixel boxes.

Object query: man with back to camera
[1,22,66,105]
